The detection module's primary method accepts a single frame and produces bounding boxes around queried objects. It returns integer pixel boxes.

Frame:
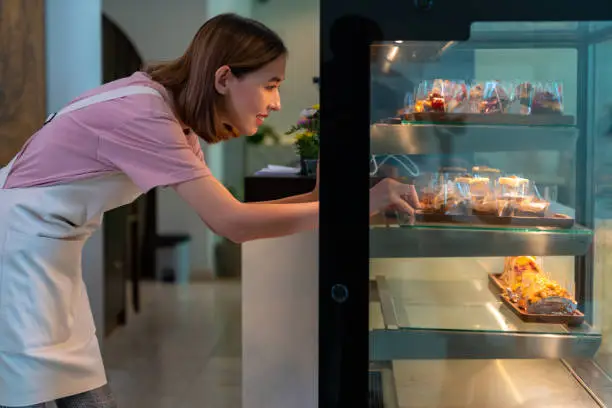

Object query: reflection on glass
[368,20,612,407]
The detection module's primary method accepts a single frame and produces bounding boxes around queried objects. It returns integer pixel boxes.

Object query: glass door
[320,2,612,407]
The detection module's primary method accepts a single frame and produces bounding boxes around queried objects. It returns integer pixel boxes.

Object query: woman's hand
[369,178,420,216]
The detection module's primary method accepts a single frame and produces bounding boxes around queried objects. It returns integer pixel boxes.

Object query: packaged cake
[514,82,534,114]
[479,81,511,114]
[445,81,469,113]
[497,176,530,199]
[496,176,549,217]
[531,82,563,115]
[414,80,446,113]
[417,171,470,215]
[467,83,485,113]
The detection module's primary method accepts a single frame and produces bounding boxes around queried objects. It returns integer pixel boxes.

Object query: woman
[0,13,418,408]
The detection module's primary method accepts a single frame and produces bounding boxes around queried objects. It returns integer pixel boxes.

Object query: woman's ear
[214,65,232,95]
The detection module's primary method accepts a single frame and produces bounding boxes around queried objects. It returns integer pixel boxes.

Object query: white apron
[0,86,162,406]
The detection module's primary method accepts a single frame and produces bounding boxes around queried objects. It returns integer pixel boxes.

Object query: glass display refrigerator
[319,2,612,407]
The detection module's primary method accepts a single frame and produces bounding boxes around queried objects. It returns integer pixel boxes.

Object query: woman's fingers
[391,196,415,215]
[392,181,420,210]
[369,178,420,216]
[404,184,420,209]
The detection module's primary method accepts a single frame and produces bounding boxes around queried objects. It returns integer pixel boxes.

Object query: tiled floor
[102,280,242,408]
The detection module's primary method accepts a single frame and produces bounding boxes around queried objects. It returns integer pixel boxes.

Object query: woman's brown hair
[145,13,287,143]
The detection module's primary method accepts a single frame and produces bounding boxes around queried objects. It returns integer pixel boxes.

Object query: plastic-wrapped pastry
[472,167,499,195]
[479,81,511,114]
[471,195,501,215]
[469,177,491,197]
[513,197,550,217]
[453,176,497,215]
[419,179,470,215]
[432,187,470,215]
[416,172,439,213]
[414,80,447,113]
[501,256,577,315]
[500,256,541,288]
[514,271,577,315]
[467,83,485,113]
[414,93,445,113]
[497,176,530,199]
[421,91,445,112]
[531,82,563,114]
[419,190,437,212]
[515,82,534,114]
[497,176,550,217]
[446,81,469,113]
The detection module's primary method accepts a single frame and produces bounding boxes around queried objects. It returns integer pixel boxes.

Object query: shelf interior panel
[391,360,599,408]
[370,123,579,155]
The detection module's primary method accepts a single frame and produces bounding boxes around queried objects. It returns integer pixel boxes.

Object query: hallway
[102,280,242,408]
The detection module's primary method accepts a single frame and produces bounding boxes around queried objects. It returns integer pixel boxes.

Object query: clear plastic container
[416,170,470,215]
[497,175,531,199]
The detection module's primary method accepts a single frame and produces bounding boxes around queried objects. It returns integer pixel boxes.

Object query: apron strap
[2,85,163,188]
[46,85,162,123]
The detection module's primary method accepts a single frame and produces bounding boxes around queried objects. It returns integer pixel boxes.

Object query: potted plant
[286,104,319,176]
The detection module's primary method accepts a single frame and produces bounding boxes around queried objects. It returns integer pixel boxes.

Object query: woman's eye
[265,84,278,91]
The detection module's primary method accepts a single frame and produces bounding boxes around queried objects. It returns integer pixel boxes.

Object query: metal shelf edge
[369,328,602,360]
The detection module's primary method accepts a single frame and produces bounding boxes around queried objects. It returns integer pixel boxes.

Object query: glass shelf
[383,276,592,335]
[370,217,593,258]
[369,276,601,360]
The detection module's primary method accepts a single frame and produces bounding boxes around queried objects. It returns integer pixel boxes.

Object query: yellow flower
[312,104,320,110]
[295,131,315,142]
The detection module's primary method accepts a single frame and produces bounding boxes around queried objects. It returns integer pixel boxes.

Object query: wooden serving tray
[488,274,584,326]
[415,211,574,229]
[488,273,506,293]
[401,112,575,126]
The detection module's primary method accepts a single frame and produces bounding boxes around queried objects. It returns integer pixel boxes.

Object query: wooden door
[0,0,46,165]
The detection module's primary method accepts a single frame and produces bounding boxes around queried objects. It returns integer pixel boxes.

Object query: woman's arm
[174,164,417,243]
[174,175,318,243]
[254,191,318,204]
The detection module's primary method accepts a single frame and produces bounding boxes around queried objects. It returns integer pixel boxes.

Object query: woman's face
[217,55,286,136]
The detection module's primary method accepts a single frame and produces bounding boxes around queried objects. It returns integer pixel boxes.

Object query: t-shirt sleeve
[186,131,206,162]
[97,103,211,192]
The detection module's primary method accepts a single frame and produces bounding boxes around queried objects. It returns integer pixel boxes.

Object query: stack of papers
[255,165,300,175]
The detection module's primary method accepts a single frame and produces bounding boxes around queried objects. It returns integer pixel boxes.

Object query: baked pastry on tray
[500,256,577,315]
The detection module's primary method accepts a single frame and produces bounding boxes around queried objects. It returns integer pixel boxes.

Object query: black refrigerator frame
[318,1,612,407]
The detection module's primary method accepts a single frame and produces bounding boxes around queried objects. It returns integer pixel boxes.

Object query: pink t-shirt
[4,72,210,192]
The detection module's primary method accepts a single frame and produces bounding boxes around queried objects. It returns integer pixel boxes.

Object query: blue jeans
[0,385,117,408]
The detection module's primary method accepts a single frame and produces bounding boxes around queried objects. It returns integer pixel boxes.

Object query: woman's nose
[269,92,281,111]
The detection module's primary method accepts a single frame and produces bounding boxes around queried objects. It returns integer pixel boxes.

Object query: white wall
[45,0,104,337]
[252,0,320,143]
